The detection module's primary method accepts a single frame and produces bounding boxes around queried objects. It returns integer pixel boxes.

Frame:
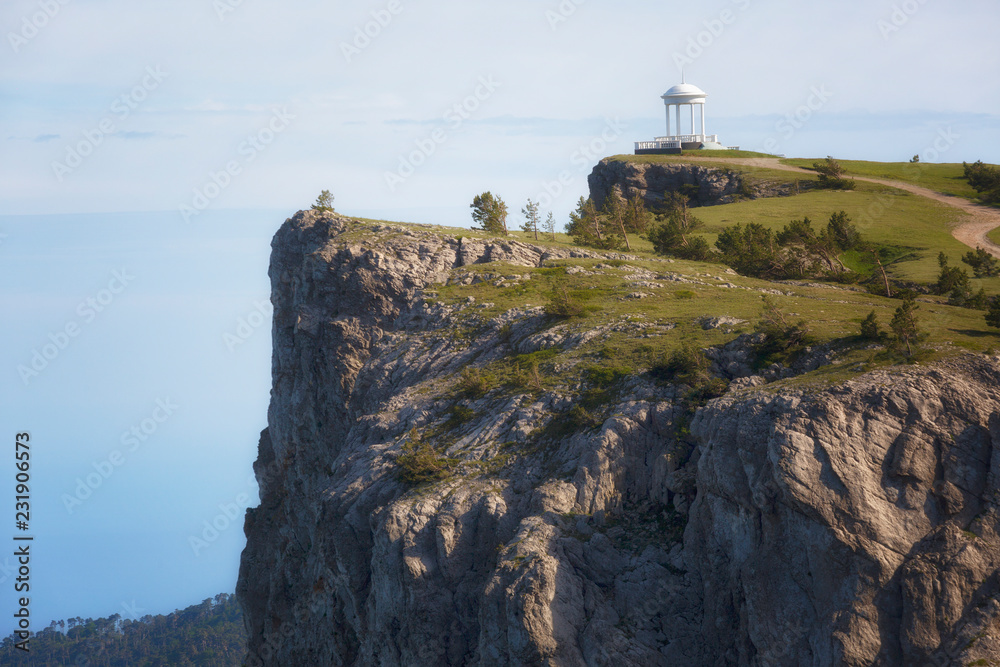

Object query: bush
[568,196,622,250]
[647,193,710,260]
[583,364,630,388]
[935,253,971,295]
[948,285,989,310]
[546,286,585,318]
[962,247,999,277]
[716,222,781,278]
[456,368,491,399]
[860,310,882,341]
[396,430,458,486]
[987,297,1000,330]
[826,211,861,250]
[542,404,603,440]
[649,345,728,401]
[443,405,476,431]
[649,344,710,386]
[754,296,810,360]
[963,161,1000,203]
[813,157,856,190]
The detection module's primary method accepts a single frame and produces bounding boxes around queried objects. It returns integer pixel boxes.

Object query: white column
[675,105,681,139]
[690,105,695,138]
[700,105,706,140]
[666,104,671,137]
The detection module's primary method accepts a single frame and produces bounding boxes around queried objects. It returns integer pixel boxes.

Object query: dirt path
[711,157,1000,259]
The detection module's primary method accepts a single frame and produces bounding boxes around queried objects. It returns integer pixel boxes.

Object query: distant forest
[0,593,245,666]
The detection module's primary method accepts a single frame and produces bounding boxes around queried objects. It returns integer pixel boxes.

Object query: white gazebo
[635,79,733,154]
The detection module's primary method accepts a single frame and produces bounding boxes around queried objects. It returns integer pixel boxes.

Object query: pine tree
[602,187,631,251]
[521,199,540,240]
[312,190,335,213]
[544,211,556,240]
[470,192,508,235]
[889,299,924,357]
[986,297,1000,330]
[860,310,881,340]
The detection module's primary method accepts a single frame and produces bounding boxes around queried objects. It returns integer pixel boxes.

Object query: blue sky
[1,0,999,635]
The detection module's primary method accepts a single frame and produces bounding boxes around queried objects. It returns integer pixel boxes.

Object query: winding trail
[711,157,1000,259]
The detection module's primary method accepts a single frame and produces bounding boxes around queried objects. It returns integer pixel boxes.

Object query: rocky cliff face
[238,211,1000,666]
[587,158,798,211]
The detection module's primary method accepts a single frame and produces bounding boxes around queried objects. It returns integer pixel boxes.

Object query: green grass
[687,184,1000,287]
[780,158,990,203]
[989,227,1000,246]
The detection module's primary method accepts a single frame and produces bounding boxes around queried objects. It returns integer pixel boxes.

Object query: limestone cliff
[238,211,1000,666]
[587,158,799,210]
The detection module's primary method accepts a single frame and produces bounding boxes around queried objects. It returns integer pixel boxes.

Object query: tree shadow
[948,328,998,338]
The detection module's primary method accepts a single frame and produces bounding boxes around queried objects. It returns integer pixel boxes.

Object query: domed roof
[662,82,707,98]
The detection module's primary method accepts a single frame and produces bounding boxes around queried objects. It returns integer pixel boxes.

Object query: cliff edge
[237,211,1000,666]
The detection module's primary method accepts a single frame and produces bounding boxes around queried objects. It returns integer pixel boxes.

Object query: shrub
[962,247,999,278]
[826,211,861,250]
[987,297,1000,330]
[542,404,603,440]
[935,253,971,295]
[649,344,709,386]
[546,286,585,318]
[716,222,781,278]
[948,285,989,310]
[813,157,856,190]
[396,430,458,486]
[583,364,630,388]
[963,160,1000,203]
[648,192,710,260]
[443,405,476,431]
[456,368,491,399]
[860,311,882,341]
[754,295,810,361]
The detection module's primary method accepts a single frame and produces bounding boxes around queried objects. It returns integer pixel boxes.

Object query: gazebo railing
[635,140,681,150]
[653,134,719,143]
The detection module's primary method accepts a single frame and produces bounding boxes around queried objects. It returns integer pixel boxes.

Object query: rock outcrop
[587,158,801,211]
[238,211,1000,666]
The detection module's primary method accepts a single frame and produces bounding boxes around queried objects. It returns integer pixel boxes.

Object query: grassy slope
[780,158,990,202]
[690,183,979,284]
[596,155,1000,289]
[990,227,1000,246]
